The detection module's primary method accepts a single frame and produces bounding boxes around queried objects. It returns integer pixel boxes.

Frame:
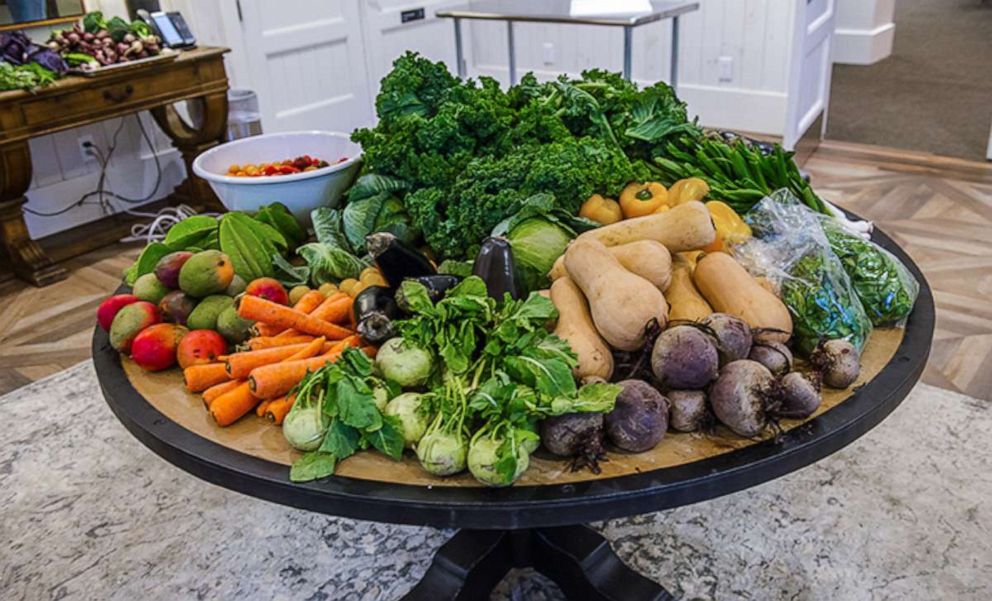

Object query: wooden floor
[1,141,989,402]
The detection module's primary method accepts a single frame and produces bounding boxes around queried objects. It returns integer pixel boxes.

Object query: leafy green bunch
[352,53,699,259]
[397,276,620,482]
[290,347,405,482]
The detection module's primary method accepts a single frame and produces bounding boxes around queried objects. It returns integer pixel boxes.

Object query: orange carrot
[209,382,258,427]
[293,290,325,314]
[248,338,361,399]
[254,323,281,337]
[247,334,315,350]
[184,363,230,392]
[224,341,320,379]
[237,295,354,340]
[284,336,326,361]
[255,399,272,417]
[309,293,353,324]
[265,394,296,425]
[202,379,242,405]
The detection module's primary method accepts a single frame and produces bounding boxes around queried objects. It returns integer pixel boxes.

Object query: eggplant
[395,275,462,312]
[353,286,399,344]
[473,237,522,301]
[366,232,436,288]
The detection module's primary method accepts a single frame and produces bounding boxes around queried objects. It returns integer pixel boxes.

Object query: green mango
[216,305,254,344]
[186,295,234,331]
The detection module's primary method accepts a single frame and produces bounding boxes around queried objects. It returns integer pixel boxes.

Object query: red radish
[97,294,139,331]
[245,277,289,305]
[109,302,161,353]
[131,324,188,371]
[177,330,228,369]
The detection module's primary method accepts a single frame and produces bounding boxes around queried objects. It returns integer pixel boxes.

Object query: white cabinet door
[360,0,464,96]
[783,0,836,149]
[238,0,374,132]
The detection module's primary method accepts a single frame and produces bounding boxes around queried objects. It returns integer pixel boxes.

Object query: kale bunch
[352,53,696,259]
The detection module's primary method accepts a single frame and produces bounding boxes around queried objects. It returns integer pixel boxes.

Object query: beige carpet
[1,362,990,600]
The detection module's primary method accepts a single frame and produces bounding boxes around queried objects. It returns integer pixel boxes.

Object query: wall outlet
[718,56,733,82]
[78,135,97,164]
[542,42,556,66]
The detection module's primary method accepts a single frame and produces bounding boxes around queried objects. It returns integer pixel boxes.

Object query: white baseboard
[24,148,186,240]
[832,23,895,65]
[674,84,787,136]
[472,64,788,137]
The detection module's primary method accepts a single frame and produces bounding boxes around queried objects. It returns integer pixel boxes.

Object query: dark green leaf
[289,452,336,482]
[336,379,382,430]
[124,242,171,286]
[272,254,310,288]
[366,414,405,460]
[320,418,361,459]
[163,215,217,250]
[346,174,409,202]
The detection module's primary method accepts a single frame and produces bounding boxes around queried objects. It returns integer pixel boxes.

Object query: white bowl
[192,131,362,224]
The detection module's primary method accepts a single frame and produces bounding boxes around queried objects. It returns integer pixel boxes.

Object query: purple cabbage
[0,30,67,75]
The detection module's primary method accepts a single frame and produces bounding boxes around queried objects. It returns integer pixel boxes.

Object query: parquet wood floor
[0,142,988,401]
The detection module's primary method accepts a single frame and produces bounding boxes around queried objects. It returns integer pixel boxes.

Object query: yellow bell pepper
[706,200,752,248]
[579,194,623,225]
[619,182,668,218]
[669,177,710,205]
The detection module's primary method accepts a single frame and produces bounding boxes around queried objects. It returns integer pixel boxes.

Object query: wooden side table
[0,46,230,286]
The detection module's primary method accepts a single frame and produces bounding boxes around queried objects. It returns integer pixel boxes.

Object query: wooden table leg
[151,91,229,211]
[0,142,67,286]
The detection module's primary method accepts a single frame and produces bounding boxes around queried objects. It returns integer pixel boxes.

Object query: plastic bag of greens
[731,190,872,355]
[818,217,918,326]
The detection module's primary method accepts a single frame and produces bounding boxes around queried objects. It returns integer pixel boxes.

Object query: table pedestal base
[402,525,673,601]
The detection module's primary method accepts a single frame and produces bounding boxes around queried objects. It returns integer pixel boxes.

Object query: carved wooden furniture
[0,46,229,286]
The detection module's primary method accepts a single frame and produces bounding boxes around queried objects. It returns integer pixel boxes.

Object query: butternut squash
[564,238,668,351]
[577,200,716,252]
[692,252,792,342]
[664,255,712,322]
[550,277,614,381]
[548,240,672,290]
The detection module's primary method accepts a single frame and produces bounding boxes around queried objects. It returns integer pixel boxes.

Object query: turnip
[701,313,753,365]
[540,412,604,457]
[651,325,719,390]
[282,405,327,451]
[384,392,429,448]
[468,435,529,487]
[748,341,793,376]
[376,338,433,388]
[709,360,775,437]
[811,339,861,389]
[774,372,821,418]
[416,430,467,476]
[667,390,710,432]
[605,380,669,452]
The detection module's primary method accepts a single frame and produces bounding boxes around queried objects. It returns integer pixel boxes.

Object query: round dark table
[94,225,934,601]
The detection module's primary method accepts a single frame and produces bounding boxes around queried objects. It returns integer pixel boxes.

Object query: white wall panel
[362,0,463,98]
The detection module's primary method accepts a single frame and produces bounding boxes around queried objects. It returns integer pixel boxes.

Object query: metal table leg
[670,16,680,89]
[507,21,517,85]
[623,26,633,81]
[453,17,465,79]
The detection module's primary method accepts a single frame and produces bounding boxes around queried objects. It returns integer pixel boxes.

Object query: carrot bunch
[181,290,376,428]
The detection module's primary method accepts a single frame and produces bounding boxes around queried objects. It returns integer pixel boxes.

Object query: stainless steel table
[437,0,699,85]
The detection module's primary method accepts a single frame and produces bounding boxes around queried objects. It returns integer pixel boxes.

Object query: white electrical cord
[120,204,221,245]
